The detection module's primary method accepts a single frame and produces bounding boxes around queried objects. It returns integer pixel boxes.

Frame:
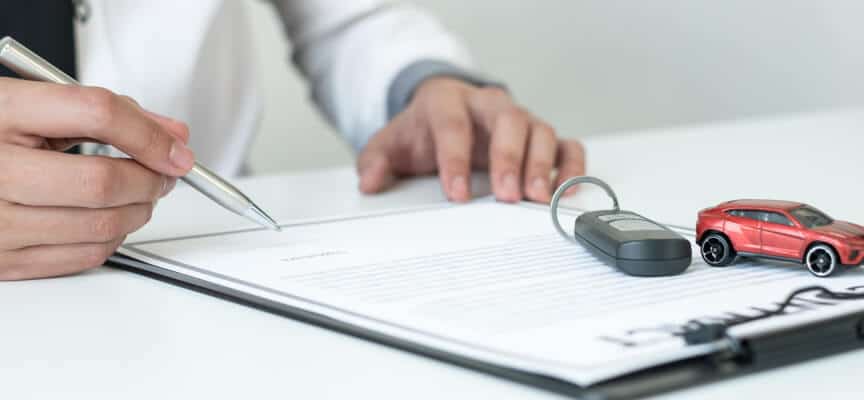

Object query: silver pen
[0,36,281,231]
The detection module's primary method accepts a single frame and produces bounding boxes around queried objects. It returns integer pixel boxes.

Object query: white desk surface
[2,108,862,399]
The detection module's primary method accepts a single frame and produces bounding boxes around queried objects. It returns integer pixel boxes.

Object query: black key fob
[573,210,691,276]
[551,176,692,277]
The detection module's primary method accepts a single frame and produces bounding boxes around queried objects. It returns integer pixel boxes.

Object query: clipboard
[107,257,864,400]
[107,201,864,400]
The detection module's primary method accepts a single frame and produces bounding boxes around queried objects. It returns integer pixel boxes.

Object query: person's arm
[271,0,483,149]
[271,0,585,203]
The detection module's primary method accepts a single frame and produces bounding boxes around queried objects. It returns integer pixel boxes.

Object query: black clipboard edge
[107,256,864,400]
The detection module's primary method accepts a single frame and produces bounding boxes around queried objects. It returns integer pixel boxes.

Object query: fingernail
[450,175,469,200]
[359,158,385,193]
[169,142,195,171]
[531,177,548,195]
[502,173,519,196]
[161,177,177,197]
[160,176,169,197]
[359,172,374,193]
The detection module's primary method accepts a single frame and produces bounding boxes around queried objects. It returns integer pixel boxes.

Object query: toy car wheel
[805,244,838,277]
[700,233,735,266]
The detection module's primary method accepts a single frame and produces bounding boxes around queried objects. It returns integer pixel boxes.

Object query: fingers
[487,109,531,203]
[523,122,558,203]
[0,78,194,176]
[0,80,179,281]
[467,87,535,202]
[356,124,397,194]
[0,146,168,207]
[554,139,587,193]
[357,78,585,205]
[0,237,124,281]
[0,202,153,250]
[466,86,583,202]
[425,90,474,202]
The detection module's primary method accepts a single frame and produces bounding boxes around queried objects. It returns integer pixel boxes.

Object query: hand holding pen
[0,37,278,281]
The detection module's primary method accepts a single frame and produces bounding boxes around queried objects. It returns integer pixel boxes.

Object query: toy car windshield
[789,206,833,228]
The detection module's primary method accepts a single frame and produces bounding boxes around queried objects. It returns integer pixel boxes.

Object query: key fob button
[609,220,665,232]
[597,213,639,222]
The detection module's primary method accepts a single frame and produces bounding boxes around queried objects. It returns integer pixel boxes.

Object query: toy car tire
[805,244,838,278]
[700,233,735,267]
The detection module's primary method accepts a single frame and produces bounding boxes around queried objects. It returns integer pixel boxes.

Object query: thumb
[357,132,396,194]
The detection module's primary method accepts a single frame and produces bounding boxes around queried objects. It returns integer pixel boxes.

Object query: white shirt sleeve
[269,0,477,151]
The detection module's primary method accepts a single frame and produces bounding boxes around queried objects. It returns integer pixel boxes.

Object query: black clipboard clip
[587,286,864,400]
[682,286,864,348]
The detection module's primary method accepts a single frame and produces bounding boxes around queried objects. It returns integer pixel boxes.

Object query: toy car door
[760,211,806,259]
[724,209,762,253]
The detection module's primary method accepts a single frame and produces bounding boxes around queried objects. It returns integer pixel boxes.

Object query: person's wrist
[387,59,506,120]
[414,76,507,100]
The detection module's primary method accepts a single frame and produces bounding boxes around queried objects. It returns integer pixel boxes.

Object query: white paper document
[118,201,864,386]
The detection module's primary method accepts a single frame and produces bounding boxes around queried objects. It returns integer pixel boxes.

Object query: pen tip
[245,205,281,232]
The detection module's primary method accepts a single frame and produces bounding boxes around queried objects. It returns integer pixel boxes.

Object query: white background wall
[246,0,864,174]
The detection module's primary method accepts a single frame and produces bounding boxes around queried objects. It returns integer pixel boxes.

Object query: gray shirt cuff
[387,59,506,120]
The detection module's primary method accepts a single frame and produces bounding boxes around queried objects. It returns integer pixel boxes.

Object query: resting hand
[357,77,585,202]
[0,78,193,280]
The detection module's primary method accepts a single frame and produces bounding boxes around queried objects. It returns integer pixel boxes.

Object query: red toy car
[696,200,864,277]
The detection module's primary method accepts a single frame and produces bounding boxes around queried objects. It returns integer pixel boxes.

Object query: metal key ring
[550,176,620,242]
